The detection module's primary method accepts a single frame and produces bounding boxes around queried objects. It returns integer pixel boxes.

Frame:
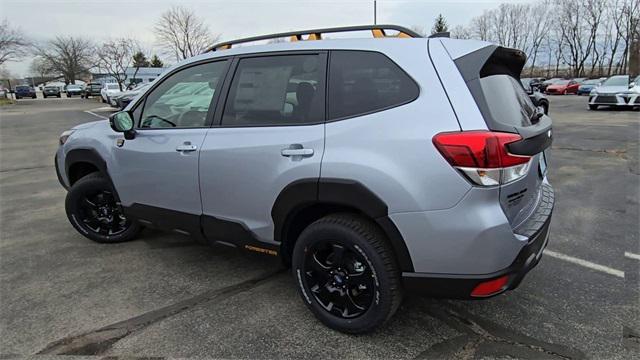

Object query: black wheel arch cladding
[272,178,415,272]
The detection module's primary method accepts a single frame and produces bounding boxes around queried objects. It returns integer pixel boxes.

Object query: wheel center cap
[333,274,344,285]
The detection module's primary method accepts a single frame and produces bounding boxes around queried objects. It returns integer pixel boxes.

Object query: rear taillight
[433,131,532,186]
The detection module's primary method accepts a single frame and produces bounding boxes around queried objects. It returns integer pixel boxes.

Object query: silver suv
[55,26,554,333]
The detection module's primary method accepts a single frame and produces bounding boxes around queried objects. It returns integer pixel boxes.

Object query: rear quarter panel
[322,41,471,213]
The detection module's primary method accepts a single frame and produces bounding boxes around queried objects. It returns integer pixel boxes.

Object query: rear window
[328,51,418,120]
[479,75,536,127]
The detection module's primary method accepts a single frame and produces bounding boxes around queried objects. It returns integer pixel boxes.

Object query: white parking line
[84,110,108,120]
[544,250,625,278]
[624,252,640,261]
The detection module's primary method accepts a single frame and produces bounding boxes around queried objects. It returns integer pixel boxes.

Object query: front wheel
[65,173,141,243]
[292,213,403,334]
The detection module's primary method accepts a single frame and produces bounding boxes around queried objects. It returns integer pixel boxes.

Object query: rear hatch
[438,42,552,228]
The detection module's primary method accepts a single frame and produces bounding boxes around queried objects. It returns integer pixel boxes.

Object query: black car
[521,78,549,115]
[65,84,83,97]
[82,83,102,98]
[14,85,37,99]
[43,86,61,98]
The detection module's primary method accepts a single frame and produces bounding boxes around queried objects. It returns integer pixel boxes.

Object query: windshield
[582,79,600,85]
[89,84,102,89]
[45,86,57,90]
[67,85,81,89]
[602,76,629,86]
[555,80,570,85]
[107,84,119,90]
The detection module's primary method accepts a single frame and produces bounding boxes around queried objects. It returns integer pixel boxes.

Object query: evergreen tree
[149,54,164,68]
[431,14,449,35]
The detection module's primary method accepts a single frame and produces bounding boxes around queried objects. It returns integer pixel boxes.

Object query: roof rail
[428,32,450,38]
[206,24,422,52]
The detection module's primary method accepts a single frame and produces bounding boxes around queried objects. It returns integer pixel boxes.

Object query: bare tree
[96,38,137,91]
[0,19,29,65]
[526,3,551,74]
[154,6,219,61]
[450,25,472,39]
[469,11,492,41]
[33,36,94,84]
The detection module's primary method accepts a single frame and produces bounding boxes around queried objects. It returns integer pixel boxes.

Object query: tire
[65,173,141,243]
[542,102,549,115]
[292,213,402,334]
[57,94,61,98]
[589,104,598,110]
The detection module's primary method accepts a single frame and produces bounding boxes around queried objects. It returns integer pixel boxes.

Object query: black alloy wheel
[292,213,402,333]
[65,173,140,243]
[302,240,376,319]
[77,189,129,236]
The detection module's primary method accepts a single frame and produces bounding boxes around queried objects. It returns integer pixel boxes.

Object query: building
[90,67,167,87]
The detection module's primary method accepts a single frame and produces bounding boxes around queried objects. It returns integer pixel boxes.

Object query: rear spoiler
[454,45,527,83]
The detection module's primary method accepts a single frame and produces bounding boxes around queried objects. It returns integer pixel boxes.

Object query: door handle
[281,147,314,157]
[176,143,197,152]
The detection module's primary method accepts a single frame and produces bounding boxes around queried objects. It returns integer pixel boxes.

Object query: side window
[222,54,325,126]
[138,60,227,129]
[328,51,419,120]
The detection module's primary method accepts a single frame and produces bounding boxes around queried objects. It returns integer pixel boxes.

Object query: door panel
[110,59,230,226]
[199,125,324,243]
[199,52,327,244]
[112,129,207,215]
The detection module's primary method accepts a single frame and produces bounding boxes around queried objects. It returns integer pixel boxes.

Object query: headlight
[59,130,75,145]
[589,88,597,95]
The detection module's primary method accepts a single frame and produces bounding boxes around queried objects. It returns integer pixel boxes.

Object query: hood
[72,120,104,131]
[595,85,628,94]
[547,84,567,89]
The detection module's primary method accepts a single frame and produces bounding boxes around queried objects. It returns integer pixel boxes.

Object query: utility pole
[374,0,377,25]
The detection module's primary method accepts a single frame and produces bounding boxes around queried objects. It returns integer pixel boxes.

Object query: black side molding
[272,178,415,272]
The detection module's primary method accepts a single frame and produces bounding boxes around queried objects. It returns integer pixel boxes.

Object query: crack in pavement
[0,165,53,173]
[415,303,586,359]
[36,269,284,356]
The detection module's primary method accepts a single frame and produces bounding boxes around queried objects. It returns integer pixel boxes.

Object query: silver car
[589,75,640,110]
[55,25,554,333]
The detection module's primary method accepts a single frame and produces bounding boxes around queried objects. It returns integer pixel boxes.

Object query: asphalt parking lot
[0,95,638,359]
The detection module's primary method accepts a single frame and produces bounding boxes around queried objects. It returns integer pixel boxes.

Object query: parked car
[82,83,102,98]
[101,83,122,104]
[539,77,563,92]
[66,84,83,97]
[589,74,640,110]
[576,79,602,95]
[15,85,37,99]
[545,79,580,95]
[43,85,62,98]
[111,83,151,109]
[55,26,554,334]
[520,79,549,114]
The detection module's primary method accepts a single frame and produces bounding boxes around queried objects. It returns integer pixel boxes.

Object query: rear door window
[328,50,419,120]
[221,54,326,126]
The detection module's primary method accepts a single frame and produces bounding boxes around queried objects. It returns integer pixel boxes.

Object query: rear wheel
[589,104,598,110]
[292,213,402,334]
[65,173,141,243]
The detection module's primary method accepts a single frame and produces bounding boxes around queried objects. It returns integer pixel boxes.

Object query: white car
[100,83,123,104]
[588,75,640,110]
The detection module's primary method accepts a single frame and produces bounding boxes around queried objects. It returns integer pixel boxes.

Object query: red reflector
[433,131,530,168]
[471,275,510,297]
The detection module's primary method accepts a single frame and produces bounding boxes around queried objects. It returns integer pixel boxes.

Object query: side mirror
[109,111,136,140]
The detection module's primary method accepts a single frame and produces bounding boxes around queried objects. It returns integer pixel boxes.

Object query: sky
[1,0,535,77]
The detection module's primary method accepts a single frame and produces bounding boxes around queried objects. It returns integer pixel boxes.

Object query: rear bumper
[402,213,551,299]
[402,183,554,299]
